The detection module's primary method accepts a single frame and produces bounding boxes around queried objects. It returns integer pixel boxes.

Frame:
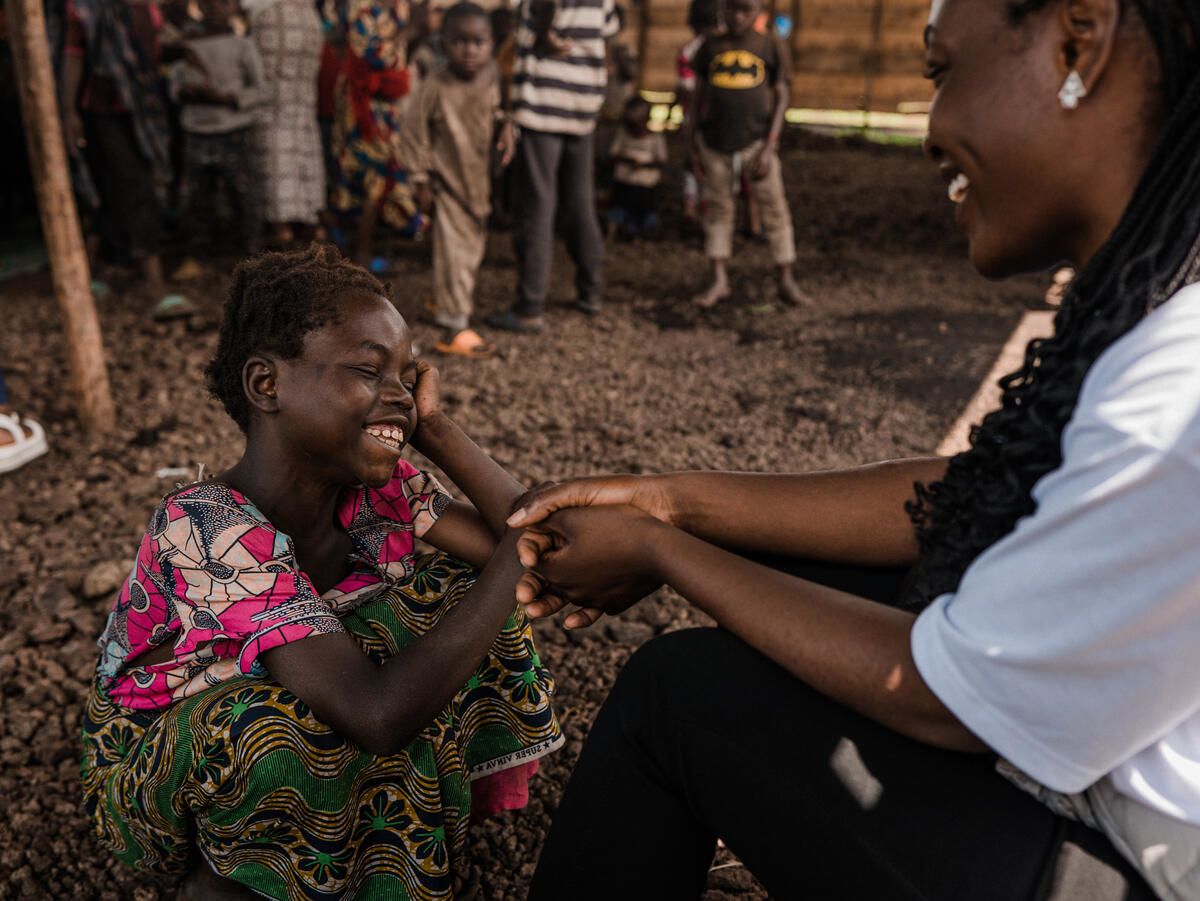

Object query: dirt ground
[0,130,1044,899]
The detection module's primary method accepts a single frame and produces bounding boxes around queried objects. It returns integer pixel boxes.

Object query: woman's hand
[515,506,665,628]
[507,474,676,530]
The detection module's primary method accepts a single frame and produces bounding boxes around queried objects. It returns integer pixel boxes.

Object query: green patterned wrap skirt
[81,554,563,900]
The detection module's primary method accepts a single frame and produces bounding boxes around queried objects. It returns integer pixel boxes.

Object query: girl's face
[921,0,1150,277]
[273,293,417,489]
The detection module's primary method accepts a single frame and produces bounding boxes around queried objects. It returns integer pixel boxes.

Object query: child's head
[723,0,760,36]
[622,96,651,133]
[422,0,448,34]
[206,245,418,489]
[199,0,237,27]
[687,0,721,37]
[442,2,492,78]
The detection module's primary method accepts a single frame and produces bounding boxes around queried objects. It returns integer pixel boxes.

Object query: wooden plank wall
[637,0,933,113]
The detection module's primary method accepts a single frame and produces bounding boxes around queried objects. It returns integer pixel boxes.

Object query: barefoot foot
[692,277,731,309]
[777,269,809,307]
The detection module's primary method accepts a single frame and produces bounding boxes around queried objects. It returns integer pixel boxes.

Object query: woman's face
[272,293,418,489]
[923,0,1126,277]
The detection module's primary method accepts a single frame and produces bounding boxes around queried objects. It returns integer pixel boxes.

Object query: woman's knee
[608,628,759,718]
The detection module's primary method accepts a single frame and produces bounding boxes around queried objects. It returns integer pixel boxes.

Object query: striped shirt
[511,0,619,136]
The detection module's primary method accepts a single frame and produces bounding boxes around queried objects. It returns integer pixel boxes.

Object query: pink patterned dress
[97,459,450,709]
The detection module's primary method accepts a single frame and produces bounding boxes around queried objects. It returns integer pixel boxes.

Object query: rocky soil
[0,130,1043,899]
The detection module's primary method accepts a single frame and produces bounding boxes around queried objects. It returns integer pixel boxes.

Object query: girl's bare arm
[262,530,527,755]
[409,362,525,548]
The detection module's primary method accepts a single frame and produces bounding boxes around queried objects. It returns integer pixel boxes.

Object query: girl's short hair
[204,244,388,433]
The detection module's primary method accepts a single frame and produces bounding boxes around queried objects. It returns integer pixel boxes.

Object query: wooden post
[5,0,115,435]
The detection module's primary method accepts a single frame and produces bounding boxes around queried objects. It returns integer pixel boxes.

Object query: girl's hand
[507,474,675,529]
[515,506,664,628]
[412,359,445,430]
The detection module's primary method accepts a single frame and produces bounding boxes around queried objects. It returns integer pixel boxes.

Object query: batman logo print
[709,50,765,89]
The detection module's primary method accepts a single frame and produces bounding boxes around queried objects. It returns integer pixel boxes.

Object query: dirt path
[0,131,1043,899]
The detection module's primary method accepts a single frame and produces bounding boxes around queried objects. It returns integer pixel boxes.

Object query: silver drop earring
[1058,70,1088,109]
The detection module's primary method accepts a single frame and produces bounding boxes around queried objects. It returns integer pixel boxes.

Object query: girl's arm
[410,362,525,539]
[519,506,986,752]
[510,457,949,567]
[263,529,528,755]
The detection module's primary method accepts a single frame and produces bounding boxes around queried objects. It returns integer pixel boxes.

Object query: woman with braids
[80,245,561,899]
[510,0,1200,897]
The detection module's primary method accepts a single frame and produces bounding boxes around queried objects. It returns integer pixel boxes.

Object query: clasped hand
[509,480,672,629]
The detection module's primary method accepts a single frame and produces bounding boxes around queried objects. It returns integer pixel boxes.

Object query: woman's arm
[521,506,985,752]
[647,523,982,750]
[510,457,949,567]
[263,529,527,756]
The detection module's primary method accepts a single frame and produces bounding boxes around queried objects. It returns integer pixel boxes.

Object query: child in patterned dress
[171,0,266,261]
[81,245,562,900]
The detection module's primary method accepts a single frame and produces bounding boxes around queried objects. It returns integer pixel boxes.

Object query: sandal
[434,328,495,358]
[151,294,198,321]
[0,411,48,474]
[171,258,205,282]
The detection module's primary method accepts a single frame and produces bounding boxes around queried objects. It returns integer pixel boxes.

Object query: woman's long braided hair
[904,0,1200,608]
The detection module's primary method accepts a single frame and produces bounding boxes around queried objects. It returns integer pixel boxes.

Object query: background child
[688,0,803,308]
[408,0,449,79]
[81,245,561,900]
[171,0,265,263]
[59,0,191,319]
[401,1,512,358]
[605,96,667,240]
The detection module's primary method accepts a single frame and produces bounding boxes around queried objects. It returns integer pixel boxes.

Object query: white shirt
[912,284,1200,823]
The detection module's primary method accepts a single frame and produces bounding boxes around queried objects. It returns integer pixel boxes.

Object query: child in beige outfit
[401,1,513,356]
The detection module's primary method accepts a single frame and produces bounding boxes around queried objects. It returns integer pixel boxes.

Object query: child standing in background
[401,2,512,358]
[605,96,667,240]
[171,0,265,260]
[688,0,804,308]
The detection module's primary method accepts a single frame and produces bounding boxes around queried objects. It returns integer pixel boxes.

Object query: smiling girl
[81,245,562,900]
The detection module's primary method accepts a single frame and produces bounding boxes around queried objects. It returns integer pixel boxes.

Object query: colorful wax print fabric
[329,0,422,232]
[83,555,564,899]
[96,459,451,710]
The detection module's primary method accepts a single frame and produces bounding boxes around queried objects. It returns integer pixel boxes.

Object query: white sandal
[0,411,48,474]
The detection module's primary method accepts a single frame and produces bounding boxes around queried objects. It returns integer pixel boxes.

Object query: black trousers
[530,559,1156,901]
[182,127,262,256]
[85,112,162,264]
[513,128,604,315]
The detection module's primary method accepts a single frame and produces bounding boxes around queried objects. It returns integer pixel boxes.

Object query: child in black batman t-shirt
[688,0,804,308]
